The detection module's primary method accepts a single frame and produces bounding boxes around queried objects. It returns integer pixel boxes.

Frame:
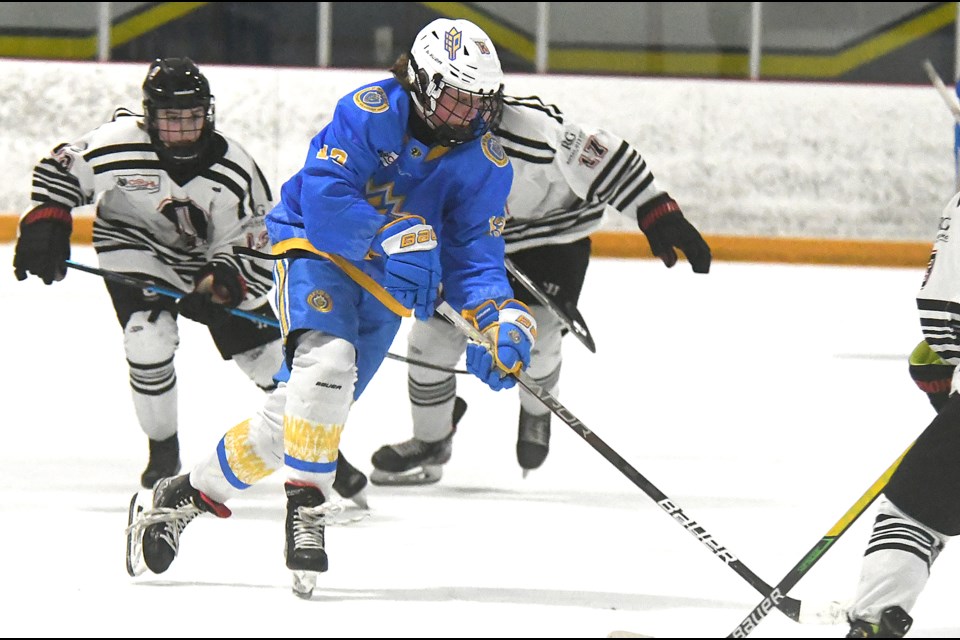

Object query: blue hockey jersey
[268,78,514,314]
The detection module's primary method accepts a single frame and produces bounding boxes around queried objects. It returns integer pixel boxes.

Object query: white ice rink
[2,243,957,638]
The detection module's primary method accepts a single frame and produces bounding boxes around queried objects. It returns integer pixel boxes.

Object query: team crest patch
[444,27,462,60]
[353,86,390,113]
[473,39,490,55]
[481,132,509,167]
[307,290,333,312]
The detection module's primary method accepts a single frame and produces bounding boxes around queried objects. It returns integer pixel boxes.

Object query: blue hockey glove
[375,216,441,320]
[465,299,537,391]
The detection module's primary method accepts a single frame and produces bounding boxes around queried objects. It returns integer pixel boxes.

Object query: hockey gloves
[376,215,441,321]
[177,262,247,327]
[465,299,537,391]
[637,194,711,273]
[13,204,73,284]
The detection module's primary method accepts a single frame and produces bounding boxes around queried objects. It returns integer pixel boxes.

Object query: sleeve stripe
[586,142,629,202]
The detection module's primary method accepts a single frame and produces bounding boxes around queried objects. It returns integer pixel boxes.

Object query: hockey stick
[725,441,913,638]
[63,260,468,375]
[433,299,804,620]
[921,59,960,124]
[504,256,597,353]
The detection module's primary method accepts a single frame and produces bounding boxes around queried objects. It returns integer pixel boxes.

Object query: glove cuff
[637,194,680,232]
[374,215,433,257]
[196,261,246,307]
[21,204,73,229]
[498,299,538,346]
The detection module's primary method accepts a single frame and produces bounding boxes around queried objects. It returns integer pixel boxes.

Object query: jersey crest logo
[353,86,390,113]
[307,290,333,313]
[488,214,506,237]
[444,27,462,60]
[481,132,509,168]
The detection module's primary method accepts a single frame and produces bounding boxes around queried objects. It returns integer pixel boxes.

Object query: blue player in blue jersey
[124,18,538,598]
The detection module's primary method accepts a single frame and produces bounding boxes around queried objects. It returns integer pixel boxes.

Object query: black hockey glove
[637,194,711,273]
[177,262,247,327]
[13,204,73,284]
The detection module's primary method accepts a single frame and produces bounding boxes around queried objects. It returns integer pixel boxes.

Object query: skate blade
[125,490,153,577]
[291,570,318,599]
[349,488,370,510]
[370,464,443,486]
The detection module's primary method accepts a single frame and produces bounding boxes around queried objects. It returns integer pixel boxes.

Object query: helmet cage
[408,55,503,146]
[142,58,215,164]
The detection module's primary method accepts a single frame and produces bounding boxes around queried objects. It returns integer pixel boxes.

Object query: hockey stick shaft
[64,260,468,374]
[922,59,960,124]
[435,300,802,620]
[725,442,913,638]
[504,256,597,353]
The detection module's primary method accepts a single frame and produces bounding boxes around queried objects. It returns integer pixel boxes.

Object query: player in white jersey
[843,192,960,638]
[12,57,367,500]
[370,95,712,484]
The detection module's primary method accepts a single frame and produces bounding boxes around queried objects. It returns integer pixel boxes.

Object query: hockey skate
[517,407,551,477]
[846,606,912,638]
[369,396,467,486]
[125,473,230,577]
[285,482,335,599]
[141,433,182,489]
[332,451,369,509]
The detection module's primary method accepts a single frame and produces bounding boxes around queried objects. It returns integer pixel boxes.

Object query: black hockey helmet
[142,57,215,164]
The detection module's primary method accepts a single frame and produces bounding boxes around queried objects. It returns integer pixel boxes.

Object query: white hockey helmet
[407,18,504,145]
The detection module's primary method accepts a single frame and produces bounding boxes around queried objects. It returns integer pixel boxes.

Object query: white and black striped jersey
[28,109,275,309]
[497,96,669,252]
[918,190,960,364]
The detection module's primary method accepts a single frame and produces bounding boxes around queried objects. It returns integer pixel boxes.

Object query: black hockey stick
[725,442,912,638]
[434,300,804,620]
[63,260,468,375]
[505,256,597,353]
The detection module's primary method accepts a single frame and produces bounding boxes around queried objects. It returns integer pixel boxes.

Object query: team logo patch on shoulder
[473,39,491,55]
[353,86,390,113]
[307,290,333,313]
[481,132,509,167]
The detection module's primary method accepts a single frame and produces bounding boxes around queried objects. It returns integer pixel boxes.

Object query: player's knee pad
[285,332,356,426]
[233,338,284,391]
[908,340,953,412]
[123,310,179,394]
[124,310,179,363]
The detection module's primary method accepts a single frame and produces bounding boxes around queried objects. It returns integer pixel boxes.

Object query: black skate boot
[285,482,330,599]
[846,606,912,638]
[125,473,231,577]
[141,434,182,489]
[517,407,551,476]
[369,396,467,486]
[332,451,369,509]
